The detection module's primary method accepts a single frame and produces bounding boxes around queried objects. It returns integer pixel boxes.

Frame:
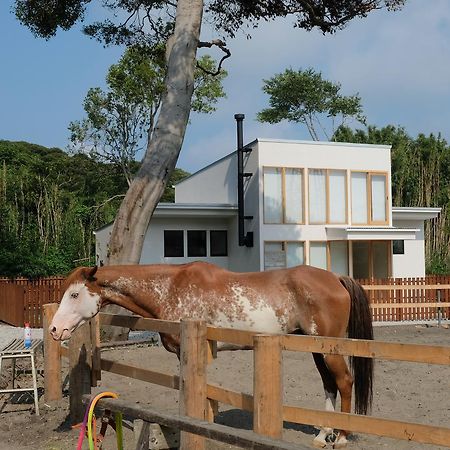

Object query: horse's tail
[339,276,374,415]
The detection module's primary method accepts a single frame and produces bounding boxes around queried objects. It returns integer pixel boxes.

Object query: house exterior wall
[391,218,426,277]
[175,154,237,204]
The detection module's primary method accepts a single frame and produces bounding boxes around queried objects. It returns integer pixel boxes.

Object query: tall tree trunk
[102,0,204,340]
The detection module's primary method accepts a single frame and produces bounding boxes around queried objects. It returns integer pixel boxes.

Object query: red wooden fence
[0,275,449,328]
[0,277,64,327]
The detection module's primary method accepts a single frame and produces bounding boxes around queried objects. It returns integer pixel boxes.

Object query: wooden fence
[0,277,64,327]
[360,275,450,322]
[43,306,450,449]
[1,275,450,327]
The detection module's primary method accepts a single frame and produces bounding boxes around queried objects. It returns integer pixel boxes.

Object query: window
[308,241,349,275]
[164,230,184,257]
[264,241,304,270]
[263,167,283,223]
[393,240,405,255]
[210,231,228,257]
[329,241,349,275]
[308,169,347,224]
[187,230,207,257]
[308,170,326,223]
[351,172,388,225]
[309,242,327,270]
[263,167,304,224]
[284,168,303,223]
[352,241,390,279]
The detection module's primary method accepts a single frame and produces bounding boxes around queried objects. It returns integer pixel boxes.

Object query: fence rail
[2,275,450,327]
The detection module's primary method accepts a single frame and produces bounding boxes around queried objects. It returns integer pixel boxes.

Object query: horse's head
[49,266,101,341]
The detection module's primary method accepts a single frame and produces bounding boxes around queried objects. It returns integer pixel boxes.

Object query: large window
[351,172,388,225]
[264,241,305,270]
[308,241,349,275]
[187,230,207,257]
[352,241,390,279]
[263,167,304,224]
[308,169,347,224]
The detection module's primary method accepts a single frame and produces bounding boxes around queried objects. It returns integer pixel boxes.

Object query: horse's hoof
[312,437,328,448]
[333,435,348,448]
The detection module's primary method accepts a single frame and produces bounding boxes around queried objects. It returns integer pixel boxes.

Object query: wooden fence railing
[359,276,450,322]
[43,308,450,449]
[1,275,450,327]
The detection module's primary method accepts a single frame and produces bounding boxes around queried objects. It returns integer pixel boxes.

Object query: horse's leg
[323,354,353,449]
[312,353,338,448]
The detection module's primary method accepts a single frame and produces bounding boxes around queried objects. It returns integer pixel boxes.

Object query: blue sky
[1,1,450,173]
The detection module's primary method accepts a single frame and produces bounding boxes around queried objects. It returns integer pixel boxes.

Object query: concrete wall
[392,218,426,277]
[175,154,237,204]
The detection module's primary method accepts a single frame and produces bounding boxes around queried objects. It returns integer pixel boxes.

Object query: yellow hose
[87,392,122,450]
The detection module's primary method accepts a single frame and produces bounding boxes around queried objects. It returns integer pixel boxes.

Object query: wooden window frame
[307,169,348,225]
[350,171,389,226]
[308,240,349,274]
[263,240,305,270]
[351,240,392,279]
[263,167,305,225]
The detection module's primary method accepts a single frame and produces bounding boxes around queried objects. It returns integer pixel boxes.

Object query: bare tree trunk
[102,0,204,340]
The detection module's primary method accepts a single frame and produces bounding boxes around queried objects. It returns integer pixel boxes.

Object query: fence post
[253,334,283,439]
[437,289,442,327]
[43,303,62,401]
[69,320,92,423]
[179,319,207,450]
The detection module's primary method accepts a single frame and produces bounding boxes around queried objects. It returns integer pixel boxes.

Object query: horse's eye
[71,292,79,299]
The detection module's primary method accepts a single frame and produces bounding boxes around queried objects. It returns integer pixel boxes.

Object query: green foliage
[69,46,226,184]
[334,125,450,274]
[0,140,188,277]
[14,1,406,43]
[257,68,365,140]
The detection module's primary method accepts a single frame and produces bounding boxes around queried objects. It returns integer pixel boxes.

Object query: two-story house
[95,135,440,278]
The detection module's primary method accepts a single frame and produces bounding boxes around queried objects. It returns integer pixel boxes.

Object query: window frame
[307,168,348,225]
[163,230,185,257]
[308,240,350,274]
[263,166,305,225]
[263,240,305,270]
[350,171,389,225]
[350,240,392,279]
[210,230,228,257]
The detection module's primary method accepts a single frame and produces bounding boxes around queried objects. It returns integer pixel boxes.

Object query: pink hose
[76,399,92,450]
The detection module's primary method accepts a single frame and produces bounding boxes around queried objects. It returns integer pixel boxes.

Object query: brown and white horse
[50,262,373,448]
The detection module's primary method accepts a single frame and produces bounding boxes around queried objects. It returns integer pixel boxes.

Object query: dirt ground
[0,324,449,450]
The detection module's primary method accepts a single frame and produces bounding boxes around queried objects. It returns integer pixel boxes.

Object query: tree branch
[197,39,231,75]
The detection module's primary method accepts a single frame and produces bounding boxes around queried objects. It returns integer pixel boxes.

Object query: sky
[1,1,450,173]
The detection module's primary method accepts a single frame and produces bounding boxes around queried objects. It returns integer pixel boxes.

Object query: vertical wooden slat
[43,303,62,401]
[179,319,207,450]
[253,335,283,439]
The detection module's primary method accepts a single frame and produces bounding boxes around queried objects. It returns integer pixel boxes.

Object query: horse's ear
[83,266,98,282]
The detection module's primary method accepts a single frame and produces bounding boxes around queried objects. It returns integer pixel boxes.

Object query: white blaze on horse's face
[49,282,100,341]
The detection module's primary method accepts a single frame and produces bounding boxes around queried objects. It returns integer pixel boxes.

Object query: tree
[14,0,406,267]
[69,46,226,185]
[257,68,366,140]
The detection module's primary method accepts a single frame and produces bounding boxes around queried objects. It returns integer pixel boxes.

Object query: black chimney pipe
[235,114,253,247]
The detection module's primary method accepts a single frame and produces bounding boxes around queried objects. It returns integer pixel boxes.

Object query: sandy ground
[0,324,449,450]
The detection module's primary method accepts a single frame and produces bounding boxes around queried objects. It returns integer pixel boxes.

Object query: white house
[95,135,440,279]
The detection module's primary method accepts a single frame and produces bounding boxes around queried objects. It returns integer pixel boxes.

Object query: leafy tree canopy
[14,1,406,44]
[258,68,366,140]
[68,45,226,185]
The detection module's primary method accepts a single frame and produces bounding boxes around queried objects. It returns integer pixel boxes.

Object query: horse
[49,261,373,448]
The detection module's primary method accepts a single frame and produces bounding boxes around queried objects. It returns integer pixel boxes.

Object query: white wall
[94,226,111,266]
[140,217,231,268]
[175,154,237,204]
[392,218,425,277]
